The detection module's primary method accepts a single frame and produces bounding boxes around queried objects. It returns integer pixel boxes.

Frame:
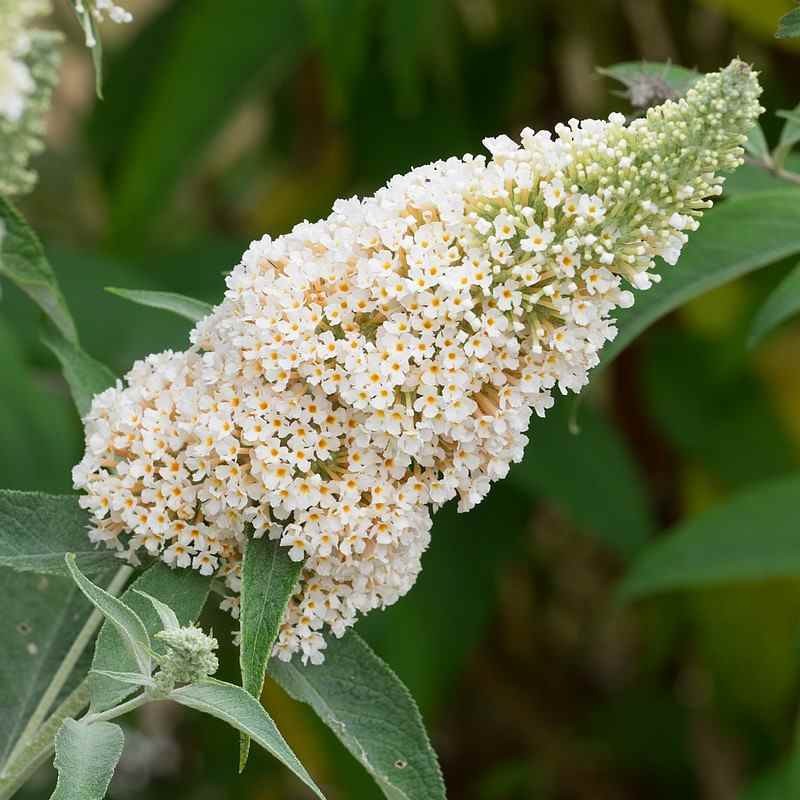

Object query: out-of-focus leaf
[0,198,77,344]
[382,0,457,114]
[238,535,302,771]
[90,564,210,712]
[600,191,800,369]
[105,287,212,323]
[643,329,795,488]
[0,491,117,576]
[748,261,800,346]
[745,123,771,162]
[619,473,800,600]
[66,554,152,678]
[358,481,529,714]
[741,755,800,799]
[42,328,116,418]
[0,567,113,772]
[271,632,446,800]
[776,5,800,38]
[51,719,124,800]
[0,319,78,492]
[511,400,654,558]
[109,0,308,245]
[598,61,700,106]
[171,679,326,800]
[774,104,800,168]
[723,154,800,196]
[302,0,373,116]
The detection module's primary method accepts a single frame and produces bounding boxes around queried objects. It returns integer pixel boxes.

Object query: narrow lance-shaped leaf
[238,534,303,771]
[599,191,800,370]
[619,473,800,601]
[90,564,210,712]
[0,198,77,344]
[50,719,124,800]
[270,632,446,800]
[42,327,117,417]
[106,287,212,323]
[171,678,326,800]
[65,554,152,677]
[0,491,118,576]
[748,262,800,347]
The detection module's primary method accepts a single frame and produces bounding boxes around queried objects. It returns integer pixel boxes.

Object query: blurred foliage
[5,0,800,798]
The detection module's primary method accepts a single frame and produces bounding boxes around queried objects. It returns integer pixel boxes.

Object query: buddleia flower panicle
[0,0,61,197]
[74,60,762,665]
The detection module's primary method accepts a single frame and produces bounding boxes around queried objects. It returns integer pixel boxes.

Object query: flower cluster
[74,60,762,664]
[0,0,61,196]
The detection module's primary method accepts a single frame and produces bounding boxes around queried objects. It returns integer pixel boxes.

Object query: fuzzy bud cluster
[0,0,61,196]
[74,60,762,664]
[153,625,219,692]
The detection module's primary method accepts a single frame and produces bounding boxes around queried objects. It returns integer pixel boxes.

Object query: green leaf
[171,678,326,800]
[67,0,104,97]
[270,632,446,800]
[774,104,800,168]
[0,568,113,772]
[745,123,771,162]
[0,491,117,576]
[133,589,180,633]
[90,669,154,689]
[748,261,800,346]
[510,400,654,558]
[42,327,117,417]
[598,61,700,106]
[776,5,800,38]
[238,534,303,771]
[90,564,210,712]
[65,554,152,677]
[109,0,308,244]
[105,287,212,323]
[0,198,77,344]
[619,473,800,600]
[51,719,124,800]
[600,190,800,369]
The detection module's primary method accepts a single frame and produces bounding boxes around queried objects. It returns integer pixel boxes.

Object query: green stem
[3,565,133,773]
[81,692,149,725]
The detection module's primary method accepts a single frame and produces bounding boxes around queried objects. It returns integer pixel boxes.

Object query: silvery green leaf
[238,533,302,771]
[90,670,154,688]
[0,491,117,576]
[105,287,212,323]
[50,719,124,800]
[132,589,181,633]
[270,632,446,800]
[171,678,325,799]
[65,554,151,677]
[0,569,111,773]
[776,5,800,38]
[90,564,210,712]
[0,198,77,344]
[42,328,116,418]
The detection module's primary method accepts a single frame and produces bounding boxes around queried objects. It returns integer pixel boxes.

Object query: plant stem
[81,691,150,725]
[3,564,133,774]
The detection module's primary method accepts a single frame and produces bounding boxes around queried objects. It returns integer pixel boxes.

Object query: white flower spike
[74,60,762,664]
[0,0,61,196]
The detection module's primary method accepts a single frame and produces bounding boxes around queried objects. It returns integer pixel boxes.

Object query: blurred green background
[6,0,800,797]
